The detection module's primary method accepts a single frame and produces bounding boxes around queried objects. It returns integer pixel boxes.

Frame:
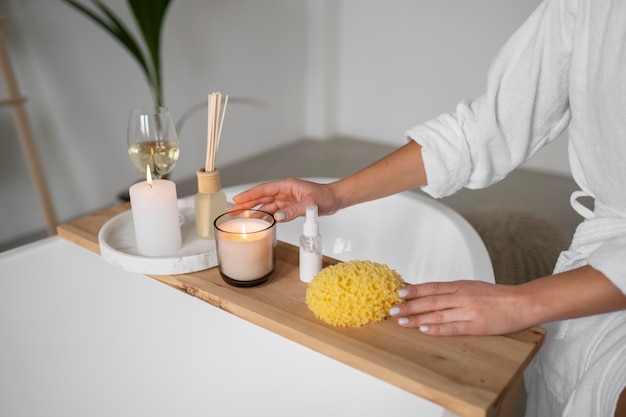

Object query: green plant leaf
[62,0,167,106]
[128,0,171,71]
[128,0,172,107]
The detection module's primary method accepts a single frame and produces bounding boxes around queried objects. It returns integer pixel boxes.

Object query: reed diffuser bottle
[195,92,229,239]
[195,169,227,239]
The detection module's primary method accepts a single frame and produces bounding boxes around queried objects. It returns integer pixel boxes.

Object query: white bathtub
[223,177,494,284]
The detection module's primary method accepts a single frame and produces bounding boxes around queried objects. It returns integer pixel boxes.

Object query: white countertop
[0,236,457,416]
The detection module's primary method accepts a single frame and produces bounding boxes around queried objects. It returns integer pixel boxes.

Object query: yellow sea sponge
[305,260,404,327]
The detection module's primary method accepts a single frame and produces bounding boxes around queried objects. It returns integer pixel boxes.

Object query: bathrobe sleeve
[405,0,574,198]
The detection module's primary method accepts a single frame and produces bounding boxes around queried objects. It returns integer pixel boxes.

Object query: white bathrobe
[405,0,626,415]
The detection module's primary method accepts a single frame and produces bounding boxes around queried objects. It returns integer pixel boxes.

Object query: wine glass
[127,106,179,179]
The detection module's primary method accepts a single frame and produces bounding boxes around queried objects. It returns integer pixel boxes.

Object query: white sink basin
[224,177,494,284]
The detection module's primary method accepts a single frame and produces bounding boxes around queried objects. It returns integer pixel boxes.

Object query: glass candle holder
[214,209,277,287]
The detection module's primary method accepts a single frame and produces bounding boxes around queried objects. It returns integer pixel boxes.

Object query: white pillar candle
[129,168,182,257]
[215,217,275,281]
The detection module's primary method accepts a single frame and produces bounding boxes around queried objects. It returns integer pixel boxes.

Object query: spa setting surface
[0,180,545,417]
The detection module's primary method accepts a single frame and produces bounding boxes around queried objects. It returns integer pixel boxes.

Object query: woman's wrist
[513,280,551,330]
[327,177,359,213]
[514,266,626,327]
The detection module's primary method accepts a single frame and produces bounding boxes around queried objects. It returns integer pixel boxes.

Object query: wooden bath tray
[58,203,545,417]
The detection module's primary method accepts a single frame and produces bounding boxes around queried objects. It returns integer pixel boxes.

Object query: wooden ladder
[0,16,57,236]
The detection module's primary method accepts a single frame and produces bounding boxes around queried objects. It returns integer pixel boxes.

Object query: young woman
[229,1,626,415]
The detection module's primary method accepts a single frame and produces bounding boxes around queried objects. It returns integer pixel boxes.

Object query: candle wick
[148,182,153,189]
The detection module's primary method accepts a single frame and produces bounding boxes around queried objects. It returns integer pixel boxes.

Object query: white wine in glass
[127,106,179,179]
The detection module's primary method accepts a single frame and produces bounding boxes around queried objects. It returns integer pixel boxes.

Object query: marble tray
[98,197,218,275]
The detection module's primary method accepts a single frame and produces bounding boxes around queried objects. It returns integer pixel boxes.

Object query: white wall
[0,0,569,247]
[0,0,309,245]
[334,0,568,175]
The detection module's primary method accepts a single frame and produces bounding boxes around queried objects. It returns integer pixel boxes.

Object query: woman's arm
[230,141,427,222]
[330,140,427,209]
[390,265,626,336]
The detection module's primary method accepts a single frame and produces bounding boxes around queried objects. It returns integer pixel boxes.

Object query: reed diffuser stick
[204,92,228,172]
[216,95,228,152]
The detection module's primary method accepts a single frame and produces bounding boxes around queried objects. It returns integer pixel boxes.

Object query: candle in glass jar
[215,212,276,285]
[129,166,182,256]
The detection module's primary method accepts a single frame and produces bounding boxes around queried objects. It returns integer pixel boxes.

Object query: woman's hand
[229,177,341,222]
[229,142,428,223]
[389,280,532,336]
[389,266,626,336]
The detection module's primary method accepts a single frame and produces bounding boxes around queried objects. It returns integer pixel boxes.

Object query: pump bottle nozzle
[303,205,319,237]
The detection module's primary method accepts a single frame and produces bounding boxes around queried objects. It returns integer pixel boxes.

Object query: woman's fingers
[389,280,526,336]
[228,177,339,223]
[230,199,304,222]
[231,183,286,209]
[229,180,299,217]
[394,309,475,335]
[274,203,306,222]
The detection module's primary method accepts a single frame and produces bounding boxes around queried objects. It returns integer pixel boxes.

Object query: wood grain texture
[57,204,545,417]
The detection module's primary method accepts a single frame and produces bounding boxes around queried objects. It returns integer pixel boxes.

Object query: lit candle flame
[146,164,153,188]
[241,224,247,241]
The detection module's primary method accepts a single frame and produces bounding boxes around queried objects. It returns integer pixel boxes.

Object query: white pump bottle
[299,205,323,283]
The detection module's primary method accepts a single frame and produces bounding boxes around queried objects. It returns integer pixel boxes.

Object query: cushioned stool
[461,207,569,285]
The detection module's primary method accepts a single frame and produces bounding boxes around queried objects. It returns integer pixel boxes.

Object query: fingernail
[419,325,430,333]
[275,211,286,221]
[398,318,409,326]
[389,306,400,316]
[398,288,409,298]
